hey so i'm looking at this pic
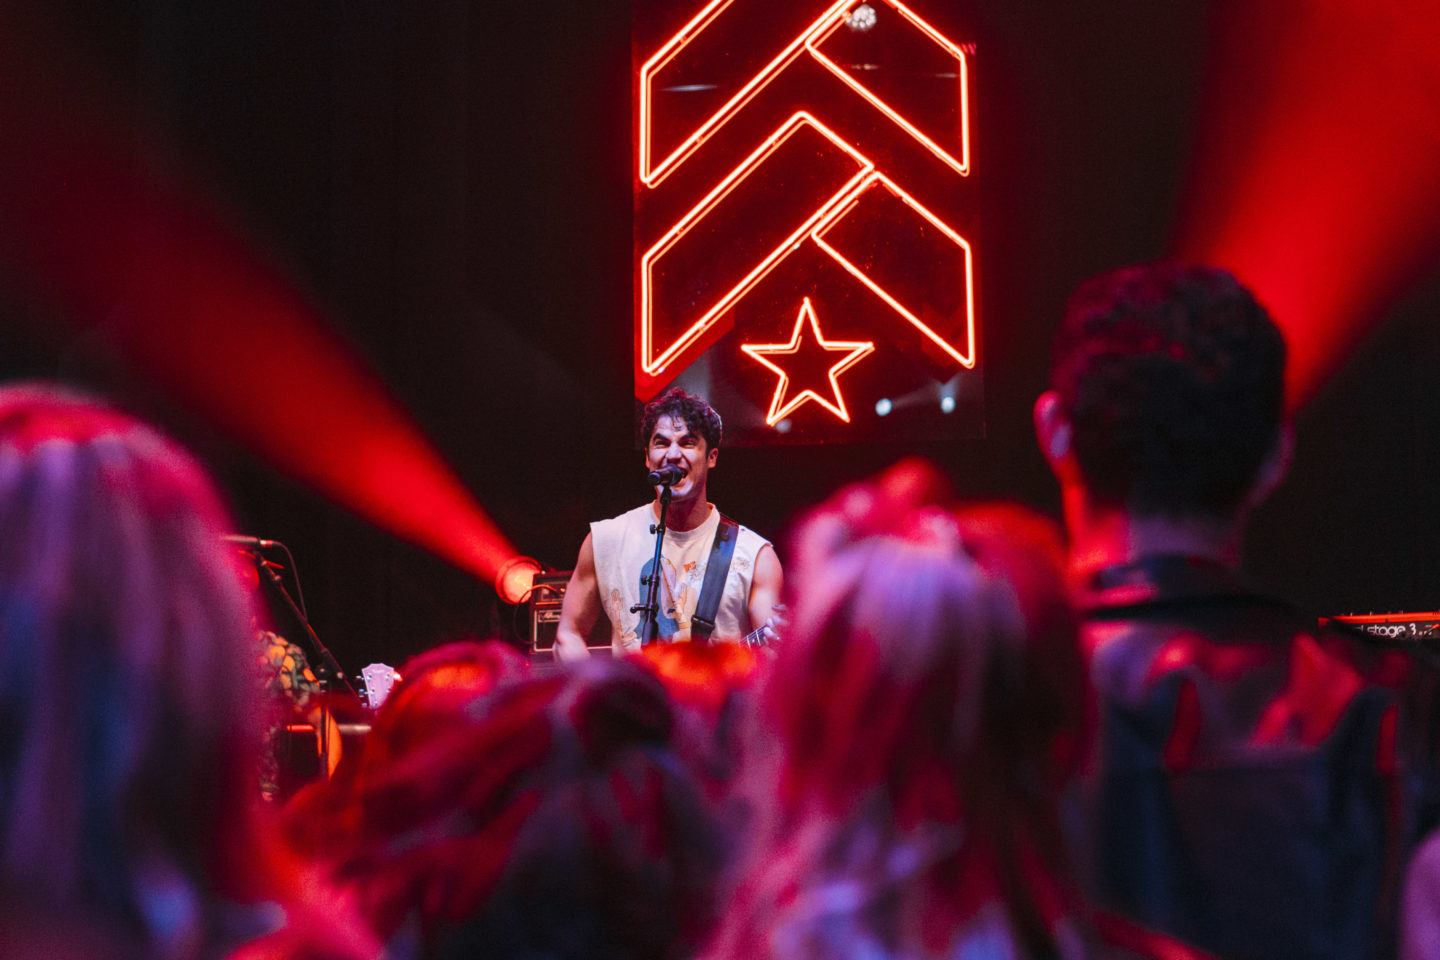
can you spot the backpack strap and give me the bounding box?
[691,515,740,644]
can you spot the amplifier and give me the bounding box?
[1323,611,1440,645]
[529,571,611,654]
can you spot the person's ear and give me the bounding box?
[707,446,719,469]
[1033,391,1076,477]
[1247,423,1293,509]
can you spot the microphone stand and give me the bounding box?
[247,550,356,779]
[255,558,354,695]
[631,484,672,647]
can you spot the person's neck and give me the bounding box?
[655,491,711,532]
[1062,485,1243,579]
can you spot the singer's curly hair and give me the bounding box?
[640,388,723,452]
[1049,262,1286,518]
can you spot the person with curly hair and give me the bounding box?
[555,387,782,660]
[1034,263,1439,959]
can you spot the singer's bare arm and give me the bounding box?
[555,533,603,661]
[746,543,783,637]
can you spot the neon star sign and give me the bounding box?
[741,298,875,424]
[634,0,983,444]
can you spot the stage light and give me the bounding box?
[0,16,523,585]
[495,556,543,605]
[848,4,878,31]
[875,398,893,416]
[940,395,956,414]
[1177,0,1440,410]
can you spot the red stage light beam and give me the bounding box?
[0,3,519,585]
[1176,0,1440,410]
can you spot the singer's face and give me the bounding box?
[646,415,717,502]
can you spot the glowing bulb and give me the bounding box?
[848,3,878,31]
[875,397,893,416]
[495,555,542,605]
[940,395,956,414]
[775,418,793,433]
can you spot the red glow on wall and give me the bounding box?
[1177,0,1440,411]
[0,12,518,584]
[635,0,982,443]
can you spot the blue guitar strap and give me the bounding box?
[691,515,739,644]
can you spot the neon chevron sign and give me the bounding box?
[635,0,982,443]
[638,0,970,186]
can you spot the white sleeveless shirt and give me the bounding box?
[591,502,769,655]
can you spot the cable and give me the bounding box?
[275,540,308,621]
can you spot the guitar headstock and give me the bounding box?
[358,662,400,710]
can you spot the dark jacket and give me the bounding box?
[1075,555,1439,960]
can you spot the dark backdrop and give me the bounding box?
[2,0,1436,670]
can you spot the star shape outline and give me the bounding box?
[740,298,876,425]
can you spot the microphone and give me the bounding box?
[222,534,280,549]
[646,465,684,486]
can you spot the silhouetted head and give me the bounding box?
[1038,262,1287,521]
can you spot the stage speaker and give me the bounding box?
[530,571,610,654]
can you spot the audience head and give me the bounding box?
[640,642,763,796]
[775,459,1081,827]
[710,460,1083,959]
[364,639,530,765]
[641,641,759,718]
[306,649,724,958]
[283,640,531,862]
[0,383,265,952]
[1036,262,1288,522]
